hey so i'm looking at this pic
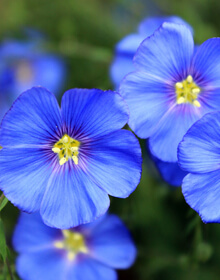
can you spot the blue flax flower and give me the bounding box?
[0,37,65,119]
[110,16,192,88]
[120,22,220,163]
[13,212,136,280]
[0,87,142,228]
[178,112,220,223]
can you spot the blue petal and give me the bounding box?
[138,16,193,37]
[134,22,194,81]
[0,86,62,147]
[87,214,136,269]
[115,34,146,54]
[67,258,117,280]
[16,250,67,280]
[182,171,220,223]
[178,111,220,173]
[0,87,62,212]
[120,71,174,138]
[110,51,135,89]
[82,130,142,198]
[61,88,128,139]
[13,212,61,253]
[151,153,187,187]
[149,104,201,162]
[40,164,110,229]
[191,38,220,88]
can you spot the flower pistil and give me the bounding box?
[52,134,80,166]
[175,75,201,107]
[54,230,88,261]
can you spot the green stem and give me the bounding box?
[0,194,5,205]
[0,194,8,212]
[6,257,14,280]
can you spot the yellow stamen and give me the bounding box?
[52,134,80,166]
[193,100,201,107]
[54,230,88,261]
[175,75,201,107]
[187,75,193,83]
[54,241,65,249]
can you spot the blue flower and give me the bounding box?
[110,16,192,88]
[0,37,66,119]
[178,111,220,223]
[13,212,137,280]
[0,87,142,229]
[120,22,220,163]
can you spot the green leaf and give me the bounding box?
[0,218,7,262]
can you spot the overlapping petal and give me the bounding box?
[182,171,220,223]
[88,214,136,269]
[40,163,110,229]
[0,86,62,147]
[133,22,194,81]
[115,34,145,54]
[16,250,67,280]
[178,112,220,173]
[149,103,201,162]
[120,71,174,138]
[68,258,117,280]
[13,212,61,253]
[61,88,128,139]
[191,38,220,88]
[151,154,187,186]
[110,52,135,89]
[0,87,63,212]
[138,16,193,37]
[0,148,53,212]
[82,130,142,198]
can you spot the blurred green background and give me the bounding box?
[1,0,220,279]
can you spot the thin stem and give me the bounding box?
[6,257,14,280]
[0,193,5,205]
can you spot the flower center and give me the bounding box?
[52,134,80,166]
[175,75,201,107]
[54,230,88,261]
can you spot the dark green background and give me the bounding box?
[1,0,220,279]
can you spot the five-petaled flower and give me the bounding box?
[120,22,220,164]
[0,87,142,228]
[13,212,137,280]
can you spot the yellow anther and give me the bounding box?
[52,134,80,166]
[52,147,61,153]
[176,97,185,104]
[54,230,88,262]
[72,156,78,165]
[0,146,2,150]
[193,100,201,107]
[192,88,200,94]
[67,252,76,261]
[175,75,201,107]
[54,241,65,249]
[59,157,67,166]
[63,135,69,143]
[175,82,183,89]
[70,147,78,152]
[187,75,193,83]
